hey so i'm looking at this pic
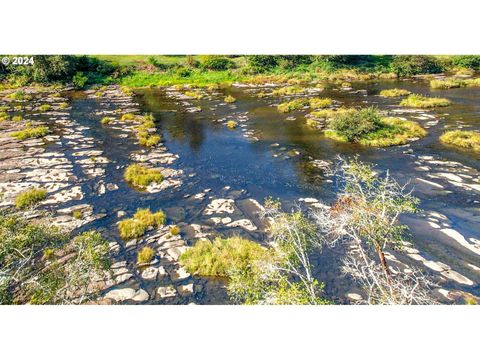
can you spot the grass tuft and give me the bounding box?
[11,126,49,140]
[224,95,236,103]
[38,104,52,112]
[15,188,47,209]
[124,164,164,189]
[137,247,155,264]
[379,88,411,97]
[226,120,238,129]
[400,94,451,108]
[440,130,480,153]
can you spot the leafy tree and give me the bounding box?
[390,55,442,77]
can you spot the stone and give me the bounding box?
[104,288,149,302]
[226,219,257,231]
[178,283,194,297]
[171,267,190,282]
[157,286,177,298]
[141,266,159,280]
[203,198,235,215]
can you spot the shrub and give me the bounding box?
[440,130,480,153]
[379,88,411,97]
[452,55,480,70]
[11,115,23,122]
[309,97,333,109]
[38,104,52,112]
[246,55,279,72]
[390,55,443,77]
[118,219,146,240]
[59,102,69,109]
[327,107,382,142]
[226,120,238,129]
[224,95,236,103]
[11,126,49,140]
[133,208,166,228]
[0,112,9,121]
[72,210,82,219]
[199,56,234,70]
[179,237,267,277]
[277,98,309,113]
[465,78,480,87]
[138,132,161,147]
[170,225,181,236]
[400,94,451,108]
[121,113,136,121]
[124,164,164,188]
[430,78,465,89]
[137,247,155,264]
[15,188,47,209]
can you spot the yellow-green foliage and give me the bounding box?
[308,97,333,109]
[185,90,204,99]
[179,237,267,277]
[440,130,480,153]
[133,208,166,228]
[12,115,23,122]
[170,225,181,236]
[101,116,113,125]
[11,126,49,140]
[72,210,83,219]
[271,86,305,96]
[59,102,69,109]
[118,219,146,240]
[226,120,238,129]
[465,296,478,305]
[121,113,136,121]
[8,91,32,101]
[277,98,309,113]
[430,78,465,89]
[0,112,9,121]
[325,114,427,147]
[137,247,155,264]
[138,132,161,147]
[465,78,480,87]
[121,86,134,96]
[124,164,164,188]
[94,91,104,97]
[379,88,411,97]
[400,94,451,108]
[311,107,350,119]
[224,95,236,103]
[38,104,52,112]
[15,188,47,209]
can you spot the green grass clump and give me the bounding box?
[430,78,465,89]
[72,210,83,219]
[226,120,238,129]
[440,130,480,153]
[465,78,480,87]
[120,113,136,121]
[170,225,181,236]
[308,97,333,109]
[59,102,69,109]
[137,247,155,264]
[271,86,305,96]
[101,116,113,125]
[311,107,350,119]
[133,208,166,228]
[400,94,451,108]
[124,164,164,188]
[0,112,9,121]
[118,219,147,240]
[184,90,204,99]
[138,132,161,147]
[277,98,309,113]
[15,188,47,209]
[38,104,52,112]
[179,237,267,277]
[11,115,23,122]
[325,107,426,146]
[379,88,411,97]
[224,95,236,103]
[11,126,49,140]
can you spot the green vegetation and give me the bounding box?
[38,104,52,112]
[101,116,113,125]
[199,55,234,70]
[15,188,47,209]
[180,237,267,277]
[120,113,136,121]
[185,90,204,99]
[11,126,49,140]
[72,72,88,88]
[59,102,69,109]
[400,94,451,108]
[72,210,83,219]
[379,88,411,97]
[325,107,426,146]
[118,208,165,240]
[271,86,305,96]
[0,112,9,121]
[309,97,333,109]
[170,225,181,236]
[0,210,111,304]
[226,120,238,129]
[430,77,480,89]
[137,247,155,264]
[138,132,161,147]
[224,95,236,103]
[440,130,480,153]
[11,115,23,122]
[390,55,442,77]
[277,98,308,113]
[124,164,164,189]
